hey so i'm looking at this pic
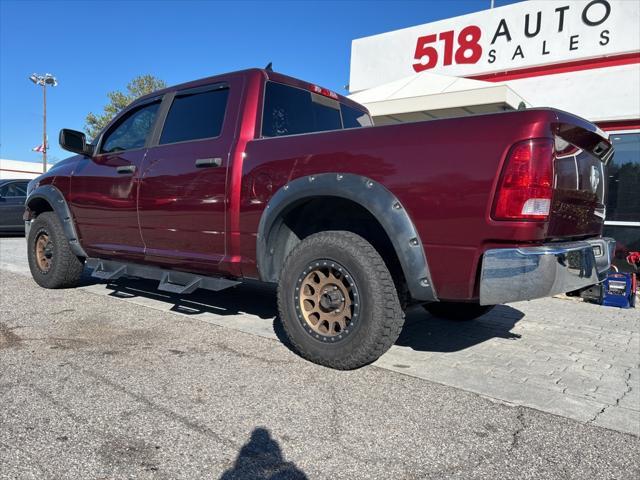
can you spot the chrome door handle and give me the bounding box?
[195,157,222,168]
[116,165,136,174]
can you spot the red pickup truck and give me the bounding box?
[24,68,615,369]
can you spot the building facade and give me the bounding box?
[0,159,48,180]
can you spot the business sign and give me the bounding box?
[350,0,640,92]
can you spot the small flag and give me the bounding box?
[32,143,47,153]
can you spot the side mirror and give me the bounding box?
[59,129,94,156]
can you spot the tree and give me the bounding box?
[84,74,166,139]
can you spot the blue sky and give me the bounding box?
[0,0,521,163]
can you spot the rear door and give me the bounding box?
[69,98,161,260]
[0,181,28,230]
[138,81,237,274]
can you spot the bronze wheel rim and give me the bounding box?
[295,260,360,341]
[35,232,53,273]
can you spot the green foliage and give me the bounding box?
[84,75,166,140]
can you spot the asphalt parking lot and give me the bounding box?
[1,236,639,479]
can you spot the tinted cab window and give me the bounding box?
[160,86,229,144]
[262,82,370,138]
[100,101,160,153]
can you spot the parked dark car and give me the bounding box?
[0,179,29,233]
[24,68,615,369]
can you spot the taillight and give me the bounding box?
[492,138,555,221]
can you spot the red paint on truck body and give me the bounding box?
[41,69,609,302]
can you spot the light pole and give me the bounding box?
[29,73,58,172]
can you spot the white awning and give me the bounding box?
[0,159,48,180]
[348,71,530,125]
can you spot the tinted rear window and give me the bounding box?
[341,104,373,128]
[262,82,312,137]
[263,82,366,138]
[160,86,229,144]
[312,96,342,133]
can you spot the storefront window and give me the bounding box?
[606,133,640,222]
[604,131,640,272]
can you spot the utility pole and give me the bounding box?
[42,81,47,170]
[29,73,58,173]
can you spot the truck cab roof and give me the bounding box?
[132,68,366,113]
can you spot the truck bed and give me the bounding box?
[242,108,611,300]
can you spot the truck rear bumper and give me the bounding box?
[479,237,615,305]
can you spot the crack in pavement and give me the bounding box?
[22,366,295,477]
[68,362,242,451]
[509,408,526,451]
[590,364,638,423]
[419,409,531,478]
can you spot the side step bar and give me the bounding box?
[86,258,240,295]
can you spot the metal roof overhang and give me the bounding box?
[348,71,530,125]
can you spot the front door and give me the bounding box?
[138,83,232,274]
[69,99,161,260]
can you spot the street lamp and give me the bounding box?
[29,73,58,172]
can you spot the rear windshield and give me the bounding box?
[261,81,371,138]
[341,104,373,129]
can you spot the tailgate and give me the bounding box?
[547,110,614,239]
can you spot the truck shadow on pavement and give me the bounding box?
[219,427,307,480]
[89,272,524,354]
[394,305,524,352]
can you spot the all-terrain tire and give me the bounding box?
[277,231,404,370]
[27,211,84,289]
[423,302,494,321]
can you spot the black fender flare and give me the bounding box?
[25,184,88,258]
[256,173,437,302]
